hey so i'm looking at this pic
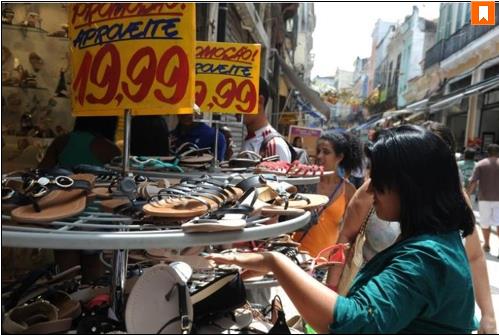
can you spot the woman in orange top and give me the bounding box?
[294,131,363,256]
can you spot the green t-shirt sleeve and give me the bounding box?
[329,248,437,333]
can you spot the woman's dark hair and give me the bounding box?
[464,148,476,160]
[73,116,118,142]
[366,125,474,239]
[422,121,455,153]
[130,116,170,156]
[292,137,302,146]
[320,130,363,174]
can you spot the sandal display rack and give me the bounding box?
[2,111,321,327]
[2,202,311,318]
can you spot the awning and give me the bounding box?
[404,111,426,123]
[277,54,331,117]
[429,75,499,112]
[464,76,499,97]
[430,93,464,112]
[349,114,383,131]
[406,98,429,111]
[382,109,413,118]
[295,96,327,121]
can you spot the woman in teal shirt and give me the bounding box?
[209,125,477,333]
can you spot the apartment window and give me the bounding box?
[456,3,463,31]
[484,63,499,79]
[388,62,393,87]
[444,5,452,39]
[449,75,471,92]
[465,3,471,25]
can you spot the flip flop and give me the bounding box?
[125,264,193,334]
[10,174,95,224]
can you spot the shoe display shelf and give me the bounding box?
[2,202,310,318]
[106,166,322,186]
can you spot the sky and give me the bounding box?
[311,2,441,78]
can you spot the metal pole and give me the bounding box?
[210,119,221,172]
[122,109,132,176]
[110,248,128,319]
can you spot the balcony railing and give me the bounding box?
[424,7,499,70]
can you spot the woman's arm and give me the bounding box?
[208,252,337,333]
[326,179,373,288]
[465,227,497,334]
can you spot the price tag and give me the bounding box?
[195,41,261,114]
[68,3,196,116]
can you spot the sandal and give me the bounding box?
[164,142,214,167]
[220,151,279,169]
[10,174,95,224]
[3,300,73,334]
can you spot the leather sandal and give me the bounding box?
[2,300,73,334]
[10,174,95,224]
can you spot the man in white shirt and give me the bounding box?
[242,78,292,162]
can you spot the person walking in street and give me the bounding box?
[458,148,476,188]
[209,125,477,333]
[468,144,499,254]
[242,77,292,162]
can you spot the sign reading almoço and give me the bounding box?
[69,4,196,116]
[195,41,261,114]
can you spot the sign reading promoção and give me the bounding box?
[69,3,196,116]
[195,41,261,114]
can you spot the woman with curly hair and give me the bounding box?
[292,130,363,256]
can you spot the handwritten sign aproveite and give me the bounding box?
[195,41,261,114]
[69,4,195,116]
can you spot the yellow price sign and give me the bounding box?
[195,41,261,114]
[68,3,196,116]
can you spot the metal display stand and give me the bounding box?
[105,167,322,186]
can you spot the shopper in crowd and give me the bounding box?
[39,116,120,169]
[292,136,303,148]
[209,125,477,333]
[292,130,362,256]
[458,148,476,188]
[130,115,170,156]
[242,77,292,162]
[220,126,234,160]
[170,114,226,161]
[468,143,499,254]
[328,123,496,334]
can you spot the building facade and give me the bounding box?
[422,2,499,151]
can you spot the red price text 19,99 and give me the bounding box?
[72,44,189,108]
[195,78,257,114]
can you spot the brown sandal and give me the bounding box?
[10,174,95,224]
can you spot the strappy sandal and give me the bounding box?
[131,156,184,172]
[2,300,73,334]
[181,188,270,233]
[220,151,279,170]
[307,243,350,275]
[161,143,214,168]
[10,174,95,224]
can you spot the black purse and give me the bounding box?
[191,269,246,323]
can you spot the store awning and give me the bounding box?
[296,96,328,121]
[382,109,413,118]
[406,98,429,111]
[277,54,331,117]
[429,76,499,113]
[464,76,499,97]
[430,93,464,112]
[349,114,383,131]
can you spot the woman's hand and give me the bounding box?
[206,252,275,273]
[478,315,496,334]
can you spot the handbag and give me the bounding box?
[336,206,374,296]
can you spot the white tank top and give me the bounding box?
[363,210,401,263]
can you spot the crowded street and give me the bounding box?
[1,2,499,334]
